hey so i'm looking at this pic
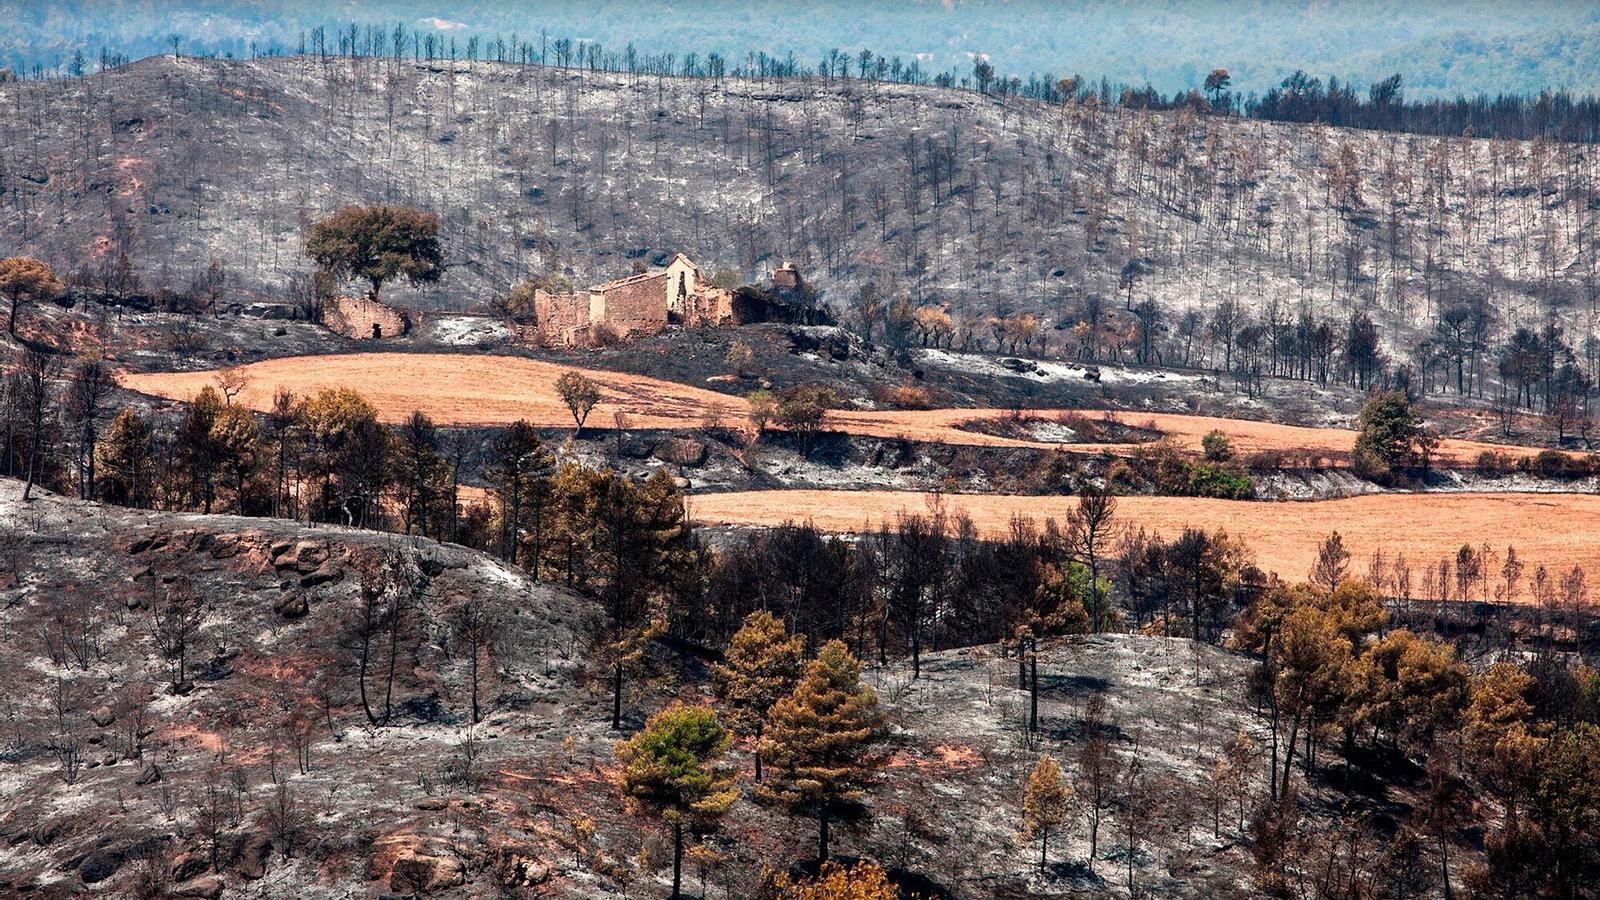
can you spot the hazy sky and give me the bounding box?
[5,1,1599,96]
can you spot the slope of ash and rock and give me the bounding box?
[0,477,1469,898]
[0,478,597,897]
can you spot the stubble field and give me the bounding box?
[122,352,1544,466]
[688,489,1600,594]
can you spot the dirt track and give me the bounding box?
[122,352,1545,466]
[688,489,1600,593]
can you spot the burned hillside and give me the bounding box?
[2,53,1596,367]
[0,480,1406,898]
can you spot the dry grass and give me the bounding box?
[688,489,1600,596]
[123,352,1545,466]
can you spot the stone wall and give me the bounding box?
[591,273,670,337]
[532,290,591,347]
[682,287,733,326]
[325,295,408,340]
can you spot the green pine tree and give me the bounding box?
[615,704,739,899]
[759,640,884,864]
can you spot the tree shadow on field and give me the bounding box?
[1307,741,1426,830]
[1036,673,1110,700]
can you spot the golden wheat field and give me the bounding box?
[120,353,742,430]
[122,353,1546,466]
[687,489,1600,595]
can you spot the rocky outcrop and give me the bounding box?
[167,875,224,899]
[78,847,127,883]
[371,834,466,895]
[389,850,466,894]
[653,436,709,467]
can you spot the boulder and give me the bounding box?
[418,556,465,577]
[653,436,708,467]
[88,706,116,728]
[273,541,330,573]
[299,566,343,589]
[135,763,162,785]
[29,820,63,846]
[169,852,209,883]
[244,302,293,319]
[492,846,551,888]
[273,594,309,620]
[619,438,656,459]
[236,832,271,880]
[167,875,223,899]
[389,852,465,894]
[126,536,161,554]
[79,848,126,884]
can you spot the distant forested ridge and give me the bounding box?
[4,1,1600,142]
[3,1,1600,140]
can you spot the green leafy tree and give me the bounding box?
[747,388,777,435]
[1352,390,1437,482]
[555,370,601,433]
[725,340,756,377]
[304,205,443,302]
[1201,429,1234,462]
[615,704,739,899]
[775,385,836,457]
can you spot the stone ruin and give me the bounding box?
[522,253,733,347]
[324,295,410,341]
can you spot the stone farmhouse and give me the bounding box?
[528,254,733,347]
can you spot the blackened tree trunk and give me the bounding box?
[611,659,623,730]
[818,802,831,864]
[671,821,684,898]
[1030,646,1039,733]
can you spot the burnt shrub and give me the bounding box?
[1476,450,1513,477]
